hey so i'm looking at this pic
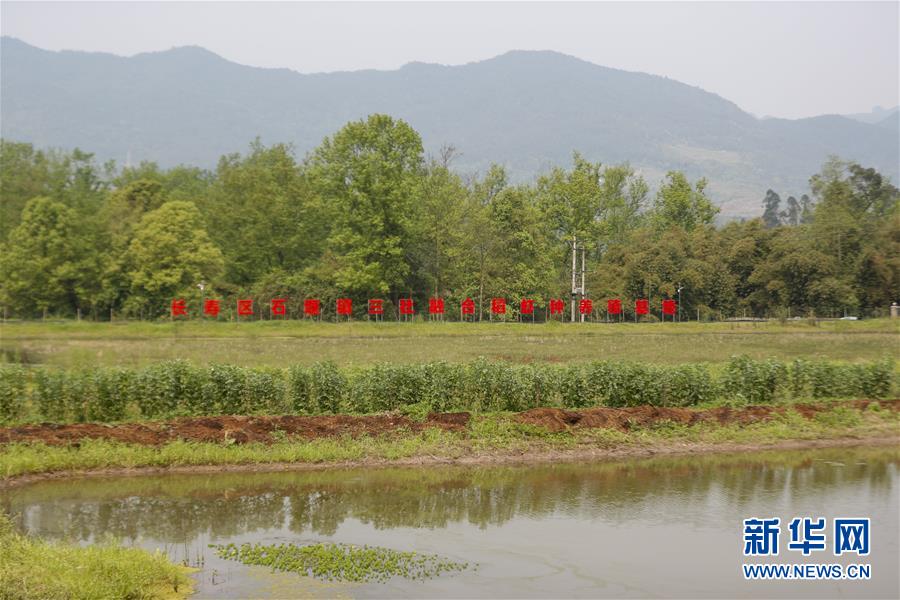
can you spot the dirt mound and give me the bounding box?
[0,400,893,446]
[0,412,470,446]
[516,408,583,432]
[515,399,898,432]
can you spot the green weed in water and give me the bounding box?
[210,541,471,582]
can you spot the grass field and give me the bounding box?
[1,319,897,368]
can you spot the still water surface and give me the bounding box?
[2,447,898,598]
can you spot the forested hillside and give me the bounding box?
[2,37,897,216]
[2,114,897,320]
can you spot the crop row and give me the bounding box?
[0,356,894,424]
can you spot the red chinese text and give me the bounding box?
[336,298,353,316]
[171,299,187,317]
[237,299,254,316]
[203,299,220,317]
[520,298,534,315]
[635,299,649,315]
[304,299,321,317]
[429,297,445,314]
[662,299,677,316]
[607,298,622,315]
[549,298,565,315]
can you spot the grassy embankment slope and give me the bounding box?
[2,401,898,480]
[2,318,897,367]
[0,514,193,599]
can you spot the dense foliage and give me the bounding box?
[0,357,893,424]
[1,115,897,320]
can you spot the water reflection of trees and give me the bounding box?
[2,447,896,543]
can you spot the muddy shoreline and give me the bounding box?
[2,435,897,489]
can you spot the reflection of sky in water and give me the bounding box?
[2,447,898,599]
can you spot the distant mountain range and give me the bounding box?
[841,104,899,126]
[2,37,897,216]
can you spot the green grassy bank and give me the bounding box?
[2,402,896,480]
[0,514,193,599]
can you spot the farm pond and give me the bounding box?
[2,446,898,599]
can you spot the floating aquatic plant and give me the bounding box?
[209,541,471,582]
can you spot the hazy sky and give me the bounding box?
[3,1,898,119]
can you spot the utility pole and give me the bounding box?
[568,237,592,323]
[571,236,577,323]
[198,282,206,320]
[580,243,586,323]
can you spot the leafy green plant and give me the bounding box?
[398,400,432,422]
[0,364,28,424]
[88,368,132,421]
[722,356,787,404]
[210,541,470,582]
[0,357,893,424]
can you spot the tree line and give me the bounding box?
[1,114,897,320]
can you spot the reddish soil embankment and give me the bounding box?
[0,412,471,446]
[0,400,895,447]
[515,399,899,432]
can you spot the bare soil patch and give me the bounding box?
[0,400,895,447]
[514,399,899,432]
[0,412,471,446]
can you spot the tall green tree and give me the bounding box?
[761,189,782,228]
[205,142,320,286]
[487,184,557,306]
[94,179,168,312]
[0,141,72,239]
[460,165,508,317]
[410,147,468,298]
[307,114,424,301]
[652,171,718,231]
[0,197,100,316]
[122,201,224,316]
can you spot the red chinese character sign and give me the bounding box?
[237,299,254,317]
[399,298,414,320]
[549,298,565,317]
[461,297,476,320]
[304,299,321,318]
[203,299,220,318]
[171,299,187,318]
[662,299,677,320]
[428,297,444,319]
[336,298,352,317]
[520,298,535,321]
[160,292,682,323]
[579,299,593,316]
[607,299,622,315]
[635,299,649,321]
